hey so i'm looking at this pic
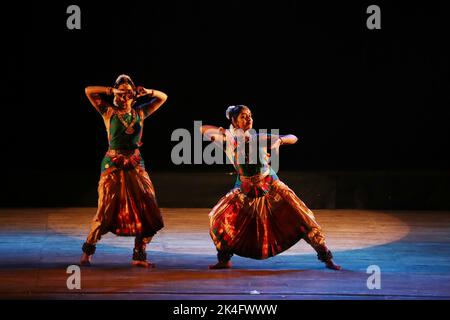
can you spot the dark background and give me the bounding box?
[2,1,450,208]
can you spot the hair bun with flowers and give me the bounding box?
[114,74,137,92]
[225,105,237,120]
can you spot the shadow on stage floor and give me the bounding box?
[0,208,449,299]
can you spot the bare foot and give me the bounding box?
[80,253,92,266]
[325,259,342,270]
[209,261,232,269]
[132,260,156,268]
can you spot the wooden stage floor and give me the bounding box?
[0,208,449,300]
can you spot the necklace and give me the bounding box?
[115,109,137,134]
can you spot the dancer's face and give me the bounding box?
[233,107,253,131]
[115,83,135,109]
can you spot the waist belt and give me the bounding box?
[239,169,271,184]
[107,149,138,157]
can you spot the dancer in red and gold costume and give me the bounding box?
[201,105,341,270]
[80,74,167,268]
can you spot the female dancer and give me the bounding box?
[80,74,168,267]
[201,105,341,270]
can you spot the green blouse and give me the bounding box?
[108,111,142,150]
[100,107,144,150]
[99,107,145,173]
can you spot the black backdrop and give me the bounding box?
[2,1,450,207]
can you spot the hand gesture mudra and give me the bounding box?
[270,137,282,150]
[112,88,126,95]
[136,86,154,98]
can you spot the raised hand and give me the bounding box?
[112,88,126,95]
[270,137,282,150]
[136,86,151,98]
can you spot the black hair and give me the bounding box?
[225,105,249,122]
[113,74,137,107]
[113,74,137,93]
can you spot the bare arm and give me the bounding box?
[278,134,298,145]
[269,134,298,149]
[136,87,168,119]
[200,125,226,143]
[85,86,116,115]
